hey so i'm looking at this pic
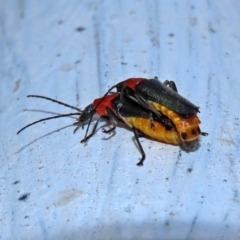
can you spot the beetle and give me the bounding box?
[17,93,180,166]
[98,77,207,150]
[77,92,182,165]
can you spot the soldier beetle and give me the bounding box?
[17,93,180,166]
[100,77,207,150]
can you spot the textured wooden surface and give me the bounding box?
[1,0,240,239]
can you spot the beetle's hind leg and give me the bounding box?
[132,126,146,166]
[102,127,115,134]
[163,80,178,92]
[128,91,173,128]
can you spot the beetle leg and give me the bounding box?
[102,107,119,134]
[118,86,171,128]
[148,112,155,129]
[135,94,154,113]
[73,124,82,134]
[120,84,127,103]
[102,127,115,134]
[197,126,208,136]
[124,90,173,128]
[135,93,174,127]
[132,126,146,166]
[163,80,178,92]
[115,104,146,166]
[134,93,161,116]
[81,117,102,143]
[122,90,139,104]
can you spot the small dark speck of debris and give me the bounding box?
[13,180,20,185]
[121,62,127,65]
[168,33,174,37]
[187,168,193,173]
[165,220,170,226]
[18,193,30,202]
[75,27,85,32]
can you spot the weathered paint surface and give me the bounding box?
[1,0,240,239]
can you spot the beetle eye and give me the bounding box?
[181,132,188,140]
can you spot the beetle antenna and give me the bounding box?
[27,95,82,112]
[17,113,80,135]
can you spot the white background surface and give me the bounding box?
[1,0,240,239]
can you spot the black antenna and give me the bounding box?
[17,113,80,135]
[27,95,82,112]
[17,95,83,134]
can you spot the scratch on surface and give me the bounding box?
[59,64,73,72]
[18,0,25,19]
[186,214,198,240]
[218,137,235,146]
[15,125,72,154]
[57,189,83,207]
[13,78,21,92]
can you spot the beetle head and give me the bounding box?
[77,104,95,125]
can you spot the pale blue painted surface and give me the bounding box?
[1,0,240,239]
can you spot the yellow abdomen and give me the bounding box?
[123,117,180,145]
